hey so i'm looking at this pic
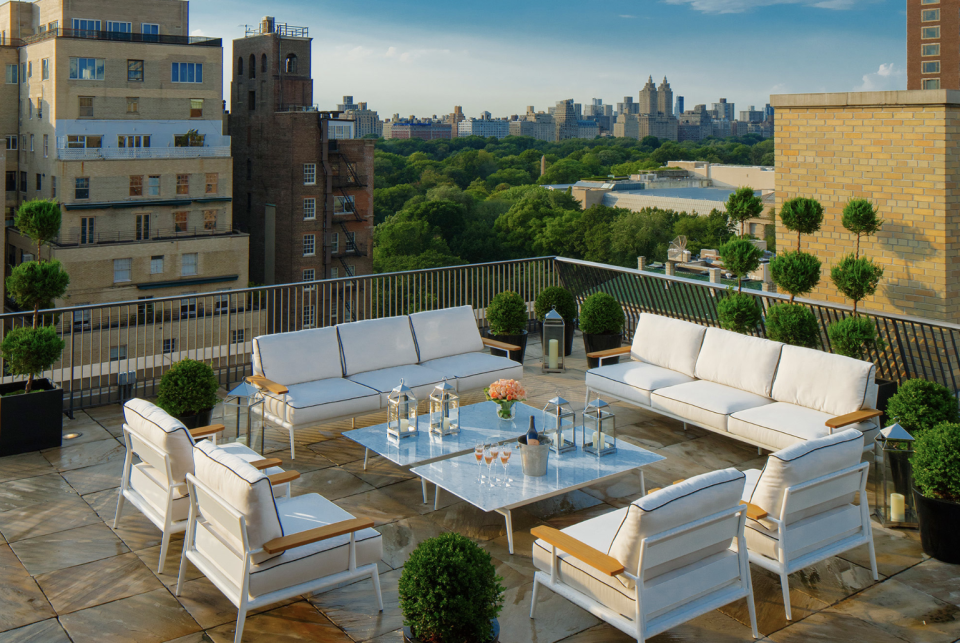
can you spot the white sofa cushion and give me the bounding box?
[728,402,879,451]
[745,504,862,563]
[252,327,344,386]
[421,352,523,393]
[651,381,774,433]
[696,328,783,398]
[124,399,194,483]
[586,361,694,407]
[259,378,381,429]
[348,364,447,405]
[338,316,420,376]
[193,441,284,564]
[130,463,191,522]
[410,306,484,363]
[632,314,708,379]
[771,346,876,417]
[249,493,383,596]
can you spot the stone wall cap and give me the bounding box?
[771,89,960,108]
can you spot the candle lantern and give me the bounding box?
[541,307,566,373]
[582,398,616,456]
[542,396,577,454]
[874,423,917,528]
[220,379,266,452]
[429,380,460,437]
[387,379,418,440]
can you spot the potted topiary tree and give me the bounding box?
[486,291,529,363]
[534,286,577,356]
[886,378,959,437]
[725,186,764,237]
[717,238,763,335]
[911,421,960,563]
[399,532,505,643]
[156,358,220,429]
[0,200,70,456]
[580,292,625,369]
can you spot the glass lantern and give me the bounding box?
[874,423,917,528]
[218,379,266,452]
[387,379,418,440]
[543,396,577,454]
[541,306,566,373]
[582,398,616,456]
[429,380,460,437]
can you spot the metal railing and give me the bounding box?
[57,147,231,161]
[22,28,221,47]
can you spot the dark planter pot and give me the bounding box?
[486,329,528,364]
[537,320,577,357]
[583,333,623,369]
[875,378,898,424]
[914,487,960,564]
[176,408,214,430]
[0,379,63,457]
[403,619,500,643]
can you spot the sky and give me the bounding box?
[189,0,907,119]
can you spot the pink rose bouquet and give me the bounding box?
[484,379,526,419]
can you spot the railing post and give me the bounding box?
[709,268,722,284]
[637,257,646,271]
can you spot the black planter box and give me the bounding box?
[177,408,214,430]
[486,330,528,364]
[914,487,960,564]
[875,378,898,424]
[0,379,63,456]
[583,333,623,369]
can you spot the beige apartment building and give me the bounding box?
[0,0,248,309]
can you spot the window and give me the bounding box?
[42,134,48,158]
[923,61,941,74]
[182,299,199,322]
[114,258,132,282]
[923,78,941,89]
[135,214,150,240]
[285,53,298,74]
[5,135,16,150]
[162,338,177,354]
[176,174,189,195]
[231,330,245,344]
[127,59,144,82]
[147,176,160,196]
[303,163,316,185]
[29,134,34,152]
[5,171,15,192]
[190,98,203,117]
[922,26,940,38]
[5,64,17,84]
[69,58,105,80]
[237,57,243,75]
[35,174,41,191]
[174,132,204,147]
[72,18,101,36]
[150,255,164,274]
[205,173,218,194]
[334,195,355,214]
[19,171,26,193]
[129,175,143,196]
[249,54,256,78]
[303,269,315,281]
[303,305,316,328]
[203,210,217,231]
[141,24,159,42]
[36,98,42,119]
[79,96,94,117]
[41,58,49,80]
[51,176,56,198]
[248,90,256,111]
[80,217,95,244]
[28,99,33,119]
[106,21,132,39]
[174,211,188,232]
[119,135,150,148]
[261,54,267,73]
[109,346,127,362]
[303,234,316,256]
[922,0,940,4]
[214,293,232,314]
[27,61,32,78]
[923,43,940,56]
[68,135,101,148]
[922,8,940,20]
[171,62,203,83]
[303,198,316,220]
[346,231,357,252]
[346,265,356,277]
[127,97,139,113]
[137,297,154,322]
[330,232,339,253]
[75,177,90,199]
[182,253,198,276]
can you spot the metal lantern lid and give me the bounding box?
[544,307,564,324]
[227,381,260,399]
[586,399,610,412]
[431,379,456,397]
[390,379,415,400]
[877,423,914,443]
[546,395,571,408]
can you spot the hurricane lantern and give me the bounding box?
[428,379,460,437]
[387,379,418,440]
[582,398,616,456]
[541,306,566,373]
[874,423,917,529]
[219,380,266,452]
[542,396,577,454]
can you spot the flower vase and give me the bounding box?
[496,402,517,421]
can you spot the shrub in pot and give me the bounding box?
[717,238,762,335]
[580,292,625,369]
[486,290,529,363]
[534,286,577,356]
[157,359,220,428]
[911,421,960,563]
[399,532,505,643]
[763,302,820,348]
[886,378,959,437]
[725,186,764,237]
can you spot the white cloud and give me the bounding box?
[619,14,638,18]
[663,0,858,13]
[855,63,905,91]
[190,28,206,37]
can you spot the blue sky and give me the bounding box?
[190,0,906,119]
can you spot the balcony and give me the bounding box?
[22,28,221,46]
[58,147,231,161]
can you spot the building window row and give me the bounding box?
[65,57,202,85]
[72,173,218,201]
[113,252,198,283]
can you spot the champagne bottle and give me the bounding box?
[526,416,540,446]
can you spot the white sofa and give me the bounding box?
[585,313,882,453]
[250,306,524,456]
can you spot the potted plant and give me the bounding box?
[156,359,220,429]
[886,378,959,437]
[725,186,764,237]
[716,238,763,335]
[534,286,577,356]
[911,421,960,563]
[580,292,625,369]
[399,532,505,643]
[0,200,70,456]
[486,291,529,363]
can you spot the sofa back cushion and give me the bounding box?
[338,316,420,376]
[696,328,783,398]
[123,398,194,484]
[631,314,708,378]
[193,441,284,564]
[253,327,343,386]
[409,306,484,363]
[771,345,876,416]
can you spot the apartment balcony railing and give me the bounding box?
[2,256,959,416]
[58,147,231,161]
[22,28,221,47]
[52,225,238,247]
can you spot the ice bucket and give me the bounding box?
[518,435,551,477]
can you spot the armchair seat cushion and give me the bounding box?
[249,493,383,597]
[586,361,694,407]
[259,378,381,428]
[421,352,522,393]
[745,504,862,563]
[728,403,878,451]
[651,381,773,433]
[347,365,447,404]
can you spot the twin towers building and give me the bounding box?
[615,76,680,142]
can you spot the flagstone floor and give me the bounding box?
[0,337,958,643]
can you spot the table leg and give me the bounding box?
[363,448,369,471]
[496,509,515,554]
[421,478,428,504]
[434,486,441,511]
[640,469,646,496]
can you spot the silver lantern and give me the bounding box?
[874,423,917,528]
[387,379,418,440]
[542,396,577,454]
[429,380,460,437]
[541,306,565,373]
[582,399,616,456]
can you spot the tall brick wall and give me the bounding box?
[772,90,960,322]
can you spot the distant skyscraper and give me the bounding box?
[639,76,658,115]
[675,96,684,115]
[907,0,958,89]
[657,77,674,117]
[711,98,735,121]
[554,99,579,140]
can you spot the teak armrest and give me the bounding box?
[190,424,225,439]
[262,516,375,555]
[246,375,289,395]
[739,501,768,521]
[482,337,521,352]
[586,346,631,359]
[267,471,300,486]
[531,526,625,577]
[825,408,882,429]
[249,458,282,471]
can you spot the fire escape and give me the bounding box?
[327,144,367,274]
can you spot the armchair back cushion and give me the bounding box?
[607,467,746,588]
[696,328,783,398]
[338,316,420,376]
[253,327,343,386]
[409,306,484,363]
[632,314,708,378]
[193,441,284,564]
[771,346,876,416]
[123,398,194,483]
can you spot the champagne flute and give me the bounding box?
[500,443,512,483]
[475,442,485,481]
[486,444,498,483]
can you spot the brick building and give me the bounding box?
[907,0,960,90]
[384,121,451,140]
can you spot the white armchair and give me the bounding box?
[177,440,383,643]
[529,468,758,643]
[740,428,879,620]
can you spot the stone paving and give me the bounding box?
[0,336,958,643]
